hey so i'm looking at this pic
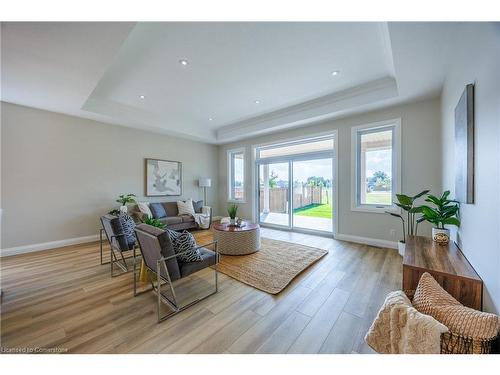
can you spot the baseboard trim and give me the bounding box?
[1,234,100,257]
[335,233,398,250]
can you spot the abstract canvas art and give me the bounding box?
[145,158,182,196]
[454,84,474,204]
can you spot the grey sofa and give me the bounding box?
[129,200,212,231]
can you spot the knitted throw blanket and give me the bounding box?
[365,291,448,354]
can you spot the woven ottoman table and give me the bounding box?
[213,222,261,255]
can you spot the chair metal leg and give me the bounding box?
[100,228,105,265]
[110,247,128,277]
[133,246,137,296]
[151,249,219,323]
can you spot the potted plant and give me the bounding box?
[116,193,137,214]
[142,216,166,230]
[227,204,238,226]
[420,190,460,244]
[386,190,429,256]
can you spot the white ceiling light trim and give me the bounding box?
[216,77,398,143]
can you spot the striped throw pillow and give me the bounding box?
[173,230,202,262]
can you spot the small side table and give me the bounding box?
[213,222,261,255]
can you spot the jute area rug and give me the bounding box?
[216,238,328,294]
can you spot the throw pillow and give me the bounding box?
[177,199,195,216]
[173,230,202,262]
[118,213,136,246]
[192,200,204,213]
[166,228,181,245]
[413,272,500,342]
[137,202,153,218]
[365,290,448,354]
[150,202,167,219]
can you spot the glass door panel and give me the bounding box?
[258,162,290,228]
[292,158,333,233]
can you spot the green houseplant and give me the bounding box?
[420,190,460,243]
[386,189,429,256]
[116,193,137,214]
[142,216,166,230]
[227,204,238,226]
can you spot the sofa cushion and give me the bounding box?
[162,202,178,217]
[413,272,500,341]
[173,230,202,262]
[150,202,167,219]
[193,200,204,213]
[180,214,195,223]
[180,247,216,277]
[160,216,183,226]
[177,199,195,216]
[137,202,153,218]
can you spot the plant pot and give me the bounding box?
[230,218,236,226]
[432,227,450,244]
[120,205,128,214]
[398,241,406,257]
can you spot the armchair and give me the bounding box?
[100,214,138,277]
[133,223,218,322]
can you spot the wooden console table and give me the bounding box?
[403,235,483,310]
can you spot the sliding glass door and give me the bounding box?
[258,162,290,228]
[292,158,333,232]
[256,136,335,234]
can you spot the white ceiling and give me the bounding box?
[1,22,459,144]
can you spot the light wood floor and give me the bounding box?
[0,228,402,353]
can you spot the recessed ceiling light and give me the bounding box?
[208,118,214,121]
[139,95,145,99]
[179,59,189,66]
[254,100,261,104]
[331,70,340,76]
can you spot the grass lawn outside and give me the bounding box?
[365,191,392,205]
[293,203,333,218]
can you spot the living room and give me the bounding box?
[1,1,500,373]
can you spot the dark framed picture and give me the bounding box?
[145,158,182,196]
[454,83,474,204]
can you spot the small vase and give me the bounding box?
[120,205,128,214]
[230,218,235,226]
[432,228,450,244]
[398,241,406,257]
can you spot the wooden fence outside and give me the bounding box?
[259,186,330,213]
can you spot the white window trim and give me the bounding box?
[351,118,401,214]
[227,147,246,203]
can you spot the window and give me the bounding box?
[228,149,245,202]
[257,138,334,159]
[352,120,400,212]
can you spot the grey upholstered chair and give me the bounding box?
[100,214,138,277]
[134,223,218,322]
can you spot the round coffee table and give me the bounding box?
[213,222,261,255]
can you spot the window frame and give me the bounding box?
[351,119,401,214]
[227,147,246,203]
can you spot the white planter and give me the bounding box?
[120,205,128,214]
[432,227,450,242]
[398,241,406,257]
[230,218,236,226]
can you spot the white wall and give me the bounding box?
[1,102,219,252]
[440,23,500,314]
[218,97,442,245]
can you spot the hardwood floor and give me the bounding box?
[0,228,402,353]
